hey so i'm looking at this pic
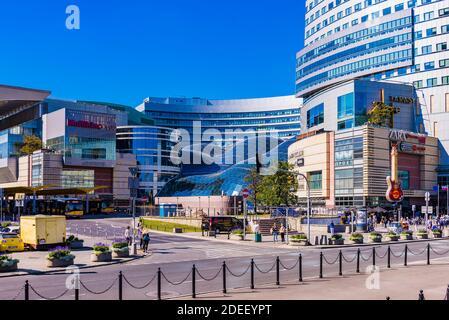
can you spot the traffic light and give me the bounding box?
[256,154,263,174]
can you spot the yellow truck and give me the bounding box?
[20,215,67,250]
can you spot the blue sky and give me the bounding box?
[0,0,305,106]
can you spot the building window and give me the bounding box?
[308,171,323,190]
[442,76,449,85]
[440,59,449,67]
[337,92,354,119]
[430,95,435,113]
[427,78,437,87]
[413,80,423,88]
[307,103,324,129]
[422,45,432,54]
[398,171,410,190]
[437,42,447,51]
[433,121,438,137]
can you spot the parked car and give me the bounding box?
[0,233,25,252]
[202,216,244,234]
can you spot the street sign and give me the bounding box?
[242,188,250,199]
[128,177,139,190]
[425,192,430,202]
[421,206,433,214]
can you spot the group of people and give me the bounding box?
[124,225,151,253]
[270,223,287,243]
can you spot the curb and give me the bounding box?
[318,236,449,249]
[0,253,146,279]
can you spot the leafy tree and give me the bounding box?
[257,161,298,207]
[20,135,43,155]
[367,101,396,128]
[244,167,263,214]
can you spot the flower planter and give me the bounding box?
[417,234,428,240]
[289,240,309,246]
[0,261,18,272]
[350,238,363,244]
[230,234,244,241]
[386,236,399,242]
[433,233,442,239]
[91,251,112,262]
[112,249,130,258]
[47,257,75,268]
[370,237,382,243]
[331,238,345,245]
[68,241,84,250]
[400,235,413,240]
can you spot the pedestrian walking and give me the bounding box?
[142,233,150,253]
[125,226,132,246]
[271,223,279,243]
[280,224,286,243]
[329,221,335,236]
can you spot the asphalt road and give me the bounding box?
[1,218,449,300]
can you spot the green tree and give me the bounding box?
[20,135,43,155]
[367,101,396,128]
[257,161,298,207]
[244,167,263,214]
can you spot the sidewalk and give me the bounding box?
[0,236,145,278]
[177,259,449,300]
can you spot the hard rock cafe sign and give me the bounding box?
[389,129,427,144]
[386,143,404,203]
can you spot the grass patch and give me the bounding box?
[140,218,201,233]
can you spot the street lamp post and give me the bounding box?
[296,174,311,245]
[129,167,139,255]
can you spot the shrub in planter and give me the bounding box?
[400,230,413,240]
[416,229,428,239]
[289,233,309,246]
[66,235,84,249]
[349,232,364,244]
[47,247,75,268]
[330,233,344,245]
[432,229,443,238]
[230,229,245,241]
[91,243,112,262]
[369,232,382,243]
[0,255,19,272]
[112,240,129,258]
[385,231,399,241]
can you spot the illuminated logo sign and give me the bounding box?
[67,120,115,131]
[389,96,414,104]
[389,130,427,144]
[399,142,426,154]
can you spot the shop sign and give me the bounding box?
[389,129,427,144]
[399,142,425,154]
[67,119,115,131]
[296,158,305,167]
[389,96,414,104]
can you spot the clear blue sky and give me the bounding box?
[0,0,305,106]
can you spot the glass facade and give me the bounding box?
[0,119,42,159]
[307,103,325,128]
[116,126,181,197]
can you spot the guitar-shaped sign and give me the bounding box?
[386,143,404,202]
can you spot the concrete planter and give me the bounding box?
[417,233,428,240]
[432,232,442,239]
[91,251,112,262]
[68,241,84,250]
[112,249,130,258]
[370,237,382,243]
[350,238,363,244]
[47,257,75,268]
[230,234,244,241]
[0,261,18,272]
[173,228,183,234]
[289,240,309,246]
[331,238,344,245]
[400,234,413,240]
[386,236,399,242]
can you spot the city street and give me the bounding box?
[1,217,449,300]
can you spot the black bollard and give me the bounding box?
[25,280,29,301]
[427,244,431,265]
[319,252,323,279]
[372,247,376,266]
[118,271,123,301]
[251,259,255,290]
[387,246,391,269]
[299,254,303,282]
[157,268,162,300]
[356,249,360,273]
[276,257,280,286]
[418,290,425,300]
[404,245,408,266]
[75,287,79,301]
[446,285,449,300]
[339,250,343,276]
[192,265,196,298]
[315,236,319,246]
[222,261,227,294]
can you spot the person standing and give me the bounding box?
[142,233,150,253]
[125,226,132,246]
[280,224,286,243]
[271,223,279,243]
[329,222,335,236]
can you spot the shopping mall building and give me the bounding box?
[288,0,449,211]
